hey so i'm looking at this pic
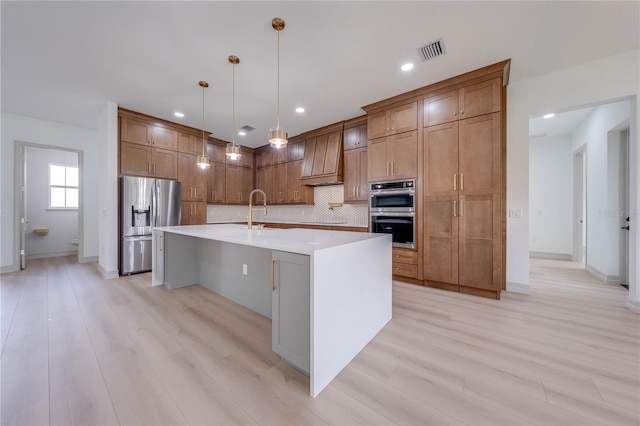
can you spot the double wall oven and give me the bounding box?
[370,180,415,249]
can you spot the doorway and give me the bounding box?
[15,142,82,269]
[573,147,587,264]
[610,127,630,288]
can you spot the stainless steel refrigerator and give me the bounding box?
[120,176,181,275]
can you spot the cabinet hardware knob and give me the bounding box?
[148,161,151,173]
[391,162,395,175]
[159,235,163,252]
[460,109,464,115]
[153,162,156,174]
[454,174,457,191]
[453,200,457,217]
[460,174,464,191]
[460,200,464,217]
[454,111,457,116]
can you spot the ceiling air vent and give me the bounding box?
[240,125,255,132]
[417,38,446,62]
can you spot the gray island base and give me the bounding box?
[152,224,392,397]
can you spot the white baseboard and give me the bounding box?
[99,264,119,280]
[506,281,530,294]
[79,256,98,264]
[626,297,640,313]
[585,264,607,282]
[529,251,572,261]
[606,275,620,285]
[1,265,18,274]
[26,250,78,260]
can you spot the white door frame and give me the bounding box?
[572,145,587,264]
[13,141,84,271]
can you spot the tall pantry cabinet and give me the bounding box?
[362,60,509,299]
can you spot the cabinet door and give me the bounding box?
[312,135,328,176]
[257,149,273,168]
[208,162,226,203]
[389,102,417,134]
[459,113,501,195]
[273,163,287,204]
[240,167,254,204]
[193,162,208,202]
[287,160,313,204]
[357,148,369,201]
[121,118,150,145]
[358,125,368,148]
[301,139,316,177]
[343,149,359,202]
[273,146,288,164]
[368,137,389,182]
[181,201,206,225]
[272,251,310,374]
[288,141,305,162]
[458,78,501,120]
[424,90,459,127]
[178,153,194,200]
[225,165,243,204]
[150,125,178,151]
[255,167,272,204]
[323,132,342,175]
[344,126,360,151]
[151,148,177,180]
[423,122,459,197]
[178,133,198,155]
[389,130,417,179]
[241,149,255,169]
[458,194,501,292]
[368,110,389,140]
[120,142,151,176]
[207,143,226,163]
[423,197,459,285]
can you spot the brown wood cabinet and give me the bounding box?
[344,148,368,203]
[424,78,501,127]
[368,130,418,182]
[120,142,178,180]
[344,124,368,150]
[424,112,502,298]
[225,164,253,204]
[287,161,314,204]
[392,248,418,279]
[178,153,207,202]
[207,161,226,204]
[121,117,178,151]
[207,141,226,163]
[367,102,417,139]
[181,202,207,225]
[272,162,288,204]
[179,133,206,156]
[288,141,305,162]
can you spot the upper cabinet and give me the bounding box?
[344,124,368,151]
[121,117,178,151]
[368,131,418,182]
[300,129,343,185]
[367,102,417,139]
[423,78,501,127]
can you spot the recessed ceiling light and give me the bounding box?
[238,131,246,136]
[543,113,555,119]
[296,107,305,113]
[401,63,414,71]
[174,112,184,118]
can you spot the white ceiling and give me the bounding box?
[529,107,596,140]
[2,1,638,148]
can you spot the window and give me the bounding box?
[49,164,78,209]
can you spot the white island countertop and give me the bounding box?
[155,223,386,255]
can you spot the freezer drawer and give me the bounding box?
[121,235,153,275]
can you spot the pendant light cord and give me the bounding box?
[232,63,236,146]
[202,84,206,157]
[276,29,280,130]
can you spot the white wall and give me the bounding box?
[571,101,631,280]
[97,102,119,278]
[529,135,573,257]
[1,112,99,271]
[24,146,78,258]
[506,49,639,310]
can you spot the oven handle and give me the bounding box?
[371,211,416,217]
[370,189,415,196]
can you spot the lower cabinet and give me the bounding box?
[272,250,310,374]
[181,201,207,225]
[392,247,418,279]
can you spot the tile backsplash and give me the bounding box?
[207,185,368,227]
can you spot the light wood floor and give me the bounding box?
[1,256,638,425]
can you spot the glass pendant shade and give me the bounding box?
[225,143,241,160]
[196,155,210,169]
[269,128,288,148]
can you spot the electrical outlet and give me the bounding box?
[242,264,248,275]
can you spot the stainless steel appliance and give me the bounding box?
[370,179,416,249]
[120,176,181,275]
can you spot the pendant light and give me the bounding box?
[196,80,211,169]
[226,55,242,161]
[268,17,287,149]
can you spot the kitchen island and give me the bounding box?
[152,224,392,397]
